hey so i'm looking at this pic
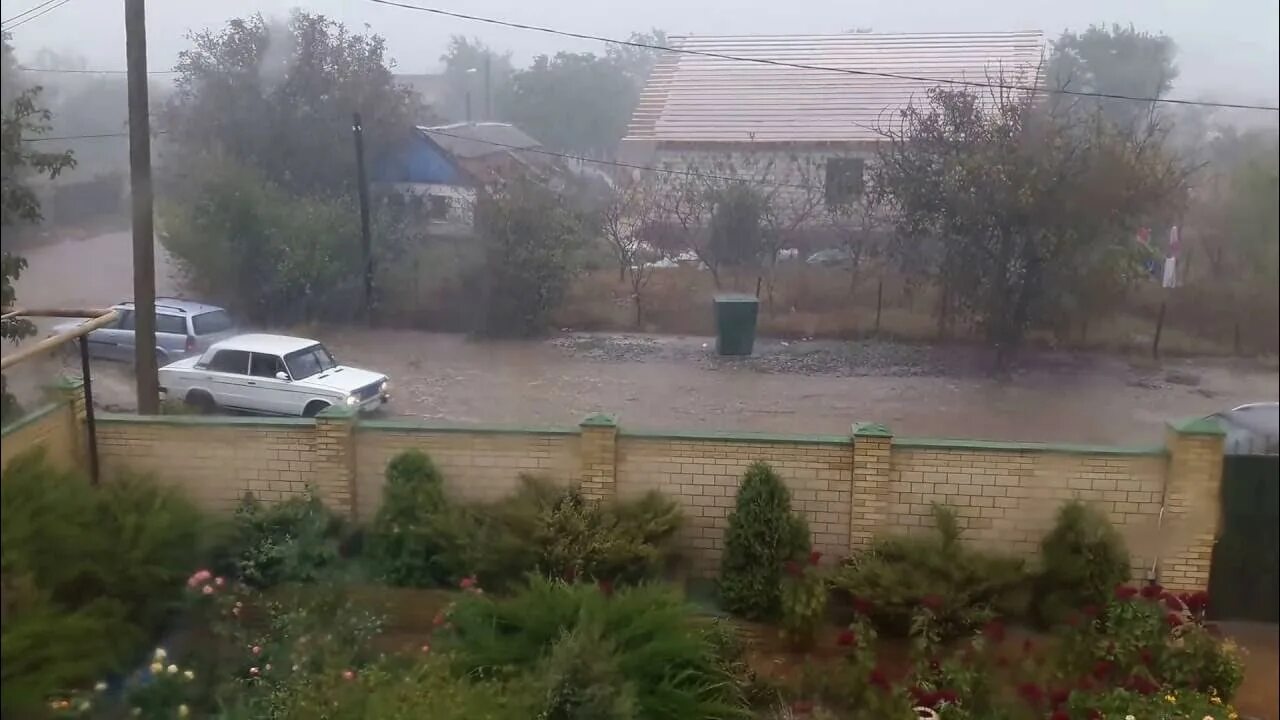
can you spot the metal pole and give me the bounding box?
[1152,300,1166,359]
[484,54,492,120]
[874,277,883,335]
[352,113,374,317]
[125,0,159,413]
[80,338,100,486]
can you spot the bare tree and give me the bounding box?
[601,172,665,326]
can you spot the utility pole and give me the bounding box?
[352,112,374,317]
[484,54,492,120]
[125,0,159,413]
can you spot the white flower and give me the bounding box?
[178,705,190,718]
[149,662,164,674]
[93,681,108,692]
[153,647,167,661]
[183,670,195,681]
[166,664,179,674]
[1126,716,1136,720]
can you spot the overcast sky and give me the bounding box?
[7,0,1279,106]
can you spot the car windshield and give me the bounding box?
[284,344,337,380]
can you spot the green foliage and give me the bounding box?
[474,178,586,337]
[221,489,343,588]
[366,450,455,587]
[1033,500,1131,625]
[501,51,642,157]
[708,184,767,269]
[160,154,364,325]
[718,461,811,620]
[456,476,683,591]
[830,505,1026,639]
[779,554,828,649]
[1048,23,1178,126]
[446,577,751,719]
[1066,686,1233,719]
[0,450,204,716]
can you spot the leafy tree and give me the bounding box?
[473,177,586,336]
[2,42,75,420]
[877,86,1187,364]
[438,36,514,122]
[1047,23,1178,129]
[501,51,640,156]
[165,11,423,198]
[718,461,810,620]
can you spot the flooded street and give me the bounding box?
[9,232,1278,444]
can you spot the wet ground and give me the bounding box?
[8,231,1279,443]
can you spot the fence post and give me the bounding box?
[314,405,358,518]
[579,413,618,502]
[52,375,88,474]
[1156,416,1226,591]
[849,422,894,552]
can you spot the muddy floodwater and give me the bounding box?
[9,231,1279,444]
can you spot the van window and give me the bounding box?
[156,314,187,335]
[207,349,250,374]
[193,310,232,336]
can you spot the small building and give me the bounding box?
[619,31,1045,208]
[376,122,558,230]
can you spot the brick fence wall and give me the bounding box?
[0,387,1226,590]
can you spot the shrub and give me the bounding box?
[1033,500,1131,626]
[718,462,811,620]
[220,489,343,588]
[446,577,751,719]
[779,552,828,649]
[830,505,1027,638]
[450,477,682,591]
[0,450,205,715]
[366,451,458,587]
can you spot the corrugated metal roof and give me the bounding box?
[625,32,1046,144]
[418,122,542,158]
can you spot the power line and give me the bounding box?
[2,0,61,26]
[18,65,178,75]
[20,130,168,142]
[2,0,73,31]
[366,0,1280,113]
[419,127,819,190]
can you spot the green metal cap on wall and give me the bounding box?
[852,421,893,438]
[580,412,618,428]
[1167,416,1226,437]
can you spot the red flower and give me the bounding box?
[790,699,814,715]
[868,667,891,691]
[982,620,1006,644]
[1183,590,1210,614]
[1050,712,1070,720]
[1140,583,1163,600]
[1049,688,1070,707]
[1090,659,1113,680]
[1017,682,1044,706]
[432,611,447,627]
[1125,674,1158,695]
[1165,612,1184,629]
[920,594,945,611]
[1087,710,1103,720]
[597,579,614,597]
[459,575,477,590]
[1076,675,1096,691]
[1139,647,1154,666]
[836,629,856,647]
[1164,594,1185,611]
[784,560,801,578]
[808,550,822,566]
[1082,604,1100,618]
[1114,584,1139,600]
[850,595,875,616]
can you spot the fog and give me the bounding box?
[7,0,1279,105]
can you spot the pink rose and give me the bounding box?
[201,585,214,595]
[251,646,262,656]
[420,643,431,653]
[342,670,356,681]
[214,577,226,587]
[249,667,260,676]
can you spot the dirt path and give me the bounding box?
[8,231,1278,443]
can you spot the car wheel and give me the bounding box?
[185,391,216,414]
[303,400,330,418]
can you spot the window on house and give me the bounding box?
[825,158,865,208]
[427,194,450,220]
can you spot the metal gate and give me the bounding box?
[1208,454,1280,622]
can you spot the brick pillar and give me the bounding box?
[579,412,618,501]
[52,375,87,469]
[849,422,893,551]
[1157,417,1225,591]
[314,405,358,518]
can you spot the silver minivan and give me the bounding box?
[54,298,237,366]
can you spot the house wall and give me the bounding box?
[13,389,1227,591]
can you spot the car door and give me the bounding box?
[85,309,130,360]
[154,313,189,364]
[203,349,252,411]
[248,352,300,415]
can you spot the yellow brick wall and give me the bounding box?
[888,446,1168,576]
[96,417,319,512]
[354,428,580,522]
[1,402,79,475]
[1158,430,1224,591]
[616,435,853,576]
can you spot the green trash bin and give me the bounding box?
[713,293,759,356]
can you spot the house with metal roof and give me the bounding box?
[619,31,1045,215]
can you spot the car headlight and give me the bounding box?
[379,379,389,394]
[345,394,359,406]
